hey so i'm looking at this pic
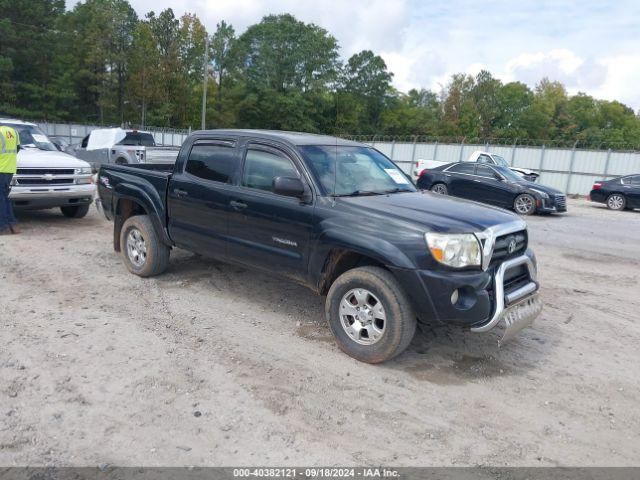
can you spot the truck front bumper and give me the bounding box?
[390,249,541,341]
[10,184,96,210]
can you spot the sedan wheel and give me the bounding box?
[514,194,536,215]
[606,194,626,211]
[430,183,448,195]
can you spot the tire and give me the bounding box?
[430,183,448,195]
[115,157,128,165]
[60,204,90,219]
[325,266,417,364]
[606,193,626,211]
[120,215,170,277]
[514,193,536,215]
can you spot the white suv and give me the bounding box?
[1,119,96,218]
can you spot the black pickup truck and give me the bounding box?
[98,130,542,363]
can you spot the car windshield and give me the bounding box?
[117,132,156,146]
[491,155,510,167]
[495,166,525,182]
[0,123,57,151]
[299,145,416,196]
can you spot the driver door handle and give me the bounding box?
[230,200,248,210]
[173,188,189,197]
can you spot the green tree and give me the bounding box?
[235,14,340,130]
[340,50,393,134]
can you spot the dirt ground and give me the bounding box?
[1,198,639,467]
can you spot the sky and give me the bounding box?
[77,0,640,110]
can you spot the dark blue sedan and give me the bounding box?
[417,162,566,215]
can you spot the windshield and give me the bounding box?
[299,145,416,196]
[0,123,57,151]
[118,132,156,147]
[496,166,525,182]
[491,155,510,167]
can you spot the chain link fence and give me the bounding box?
[15,119,640,195]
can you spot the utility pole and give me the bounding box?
[201,35,209,130]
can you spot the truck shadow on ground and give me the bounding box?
[160,251,553,384]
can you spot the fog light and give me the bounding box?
[451,289,459,305]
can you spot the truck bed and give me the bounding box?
[97,163,172,225]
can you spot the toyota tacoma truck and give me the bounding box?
[72,128,179,171]
[97,130,542,363]
[0,118,95,218]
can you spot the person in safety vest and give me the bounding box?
[0,125,20,235]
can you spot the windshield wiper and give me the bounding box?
[332,190,385,197]
[380,187,413,195]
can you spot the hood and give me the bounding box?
[338,191,521,233]
[518,181,563,196]
[17,148,91,169]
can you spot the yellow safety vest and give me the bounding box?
[0,126,20,174]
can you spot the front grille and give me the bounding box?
[490,230,527,266]
[17,168,75,175]
[554,194,567,211]
[16,178,73,186]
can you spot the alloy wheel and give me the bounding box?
[339,288,386,345]
[126,228,147,267]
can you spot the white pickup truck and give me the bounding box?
[413,150,539,182]
[0,119,96,218]
[72,128,179,171]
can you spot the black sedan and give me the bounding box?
[589,175,640,210]
[417,162,567,215]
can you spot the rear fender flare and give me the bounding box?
[113,183,171,249]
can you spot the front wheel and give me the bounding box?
[325,266,417,364]
[430,183,448,195]
[60,204,90,218]
[606,194,626,211]
[514,193,536,215]
[120,215,170,277]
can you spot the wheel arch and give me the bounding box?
[312,230,414,295]
[112,186,170,251]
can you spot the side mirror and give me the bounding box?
[273,176,306,199]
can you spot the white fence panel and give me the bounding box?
[26,121,640,194]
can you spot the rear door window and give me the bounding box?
[185,142,238,183]
[446,163,476,175]
[477,154,493,164]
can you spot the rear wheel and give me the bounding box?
[430,183,448,195]
[60,204,90,218]
[115,157,128,165]
[514,193,536,215]
[606,193,626,211]
[120,215,170,277]
[325,266,416,364]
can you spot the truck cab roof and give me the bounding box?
[191,129,363,147]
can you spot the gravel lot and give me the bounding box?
[1,198,639,467]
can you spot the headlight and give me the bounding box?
[425,232,481,268]
[75,167,92,174]
[529,188,548,199]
